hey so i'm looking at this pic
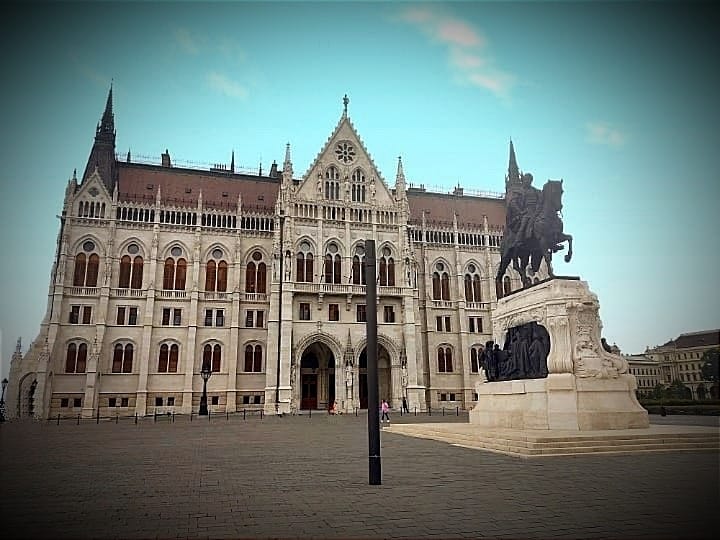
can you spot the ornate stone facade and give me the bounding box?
[6,91,536,419]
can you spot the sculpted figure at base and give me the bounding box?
[482,322,550,382]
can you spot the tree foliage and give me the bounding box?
[666,379,691,399]
[700,348,719,382]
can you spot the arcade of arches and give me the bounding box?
[297,341,391,411]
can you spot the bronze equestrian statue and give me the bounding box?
[495,172,573,297]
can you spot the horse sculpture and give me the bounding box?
[495,179,573,295]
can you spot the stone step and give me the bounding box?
[384,425,720,457]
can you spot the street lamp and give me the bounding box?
[1,377,8,423]
[199,363,212,416]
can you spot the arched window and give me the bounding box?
[325,166,340,200]
[158,343,179,373]
[245,251,267,293]
[217,261,228,292]
[296,242,314,282]
[112,343,134,373]
[464,264,482,302]
[432,262,449,300]
[73,253,86,286]
[204,344,222,372]
[432,272,441,300]
[119,255,131,288]
[470,345,484,373]
[205,248,228,292]
[205,260,216,291]
[131,256,143,289]
[379,247,395,286]
[73,241,101,286]
[324,243,341,284]
[86,254,99,286]
[503,275,512,296]
[351,168,366,202]
[163,248,187,290]
[352,244,366,285]
[441,273,450,301]
[119,243,144,289]
[244,344,263,372]
[65,342,87,373]
[437,346,453,373]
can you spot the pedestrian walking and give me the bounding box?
[381,399,390,423]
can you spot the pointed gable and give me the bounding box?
[296,106,393,206]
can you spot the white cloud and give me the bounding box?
[396,6,512,99]
[585,122,626,147]
[207,72,248,100]
[174,28,199,55]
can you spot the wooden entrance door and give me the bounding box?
[301,373,318,410]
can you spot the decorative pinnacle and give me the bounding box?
[343,94,349,117]
[396,155,404,178]
[284,142,291,165]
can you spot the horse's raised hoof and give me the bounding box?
[564,254,571,262]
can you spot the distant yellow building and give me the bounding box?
[644,330,719,399]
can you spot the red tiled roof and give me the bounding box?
[672,330,720,349]
[407,189,506,229]
[117,162,279,212]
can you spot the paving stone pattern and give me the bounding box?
[1,413,717,539]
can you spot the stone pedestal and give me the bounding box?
[470,278,649,430]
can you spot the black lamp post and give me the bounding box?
[199,364,211,416]
[0,377,8,423]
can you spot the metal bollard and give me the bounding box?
[77,414,80,425]
[96,409,100,424]
[226,411,229,421]
[260,409,264,420]
[243,409,246,420]
[57,413,61,425]
[355,407,358,417]
[429,406,432,416]
[309,408,312,418]
[154,411,157,423]
[442,407,445,416]
[172,412,175,423]
[208,410,211,422]
[456,406,459,416]
[414,407,417,416]
[116,413,119,424]
[135,413,138,425]
[190,412,193,422]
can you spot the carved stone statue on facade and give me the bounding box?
[495,173,574,296]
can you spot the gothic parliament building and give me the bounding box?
[7,89,537,419]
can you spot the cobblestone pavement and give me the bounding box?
[1,413,717,539]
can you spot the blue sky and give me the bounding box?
[1,1,718,376]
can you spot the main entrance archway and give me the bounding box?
[300,342,335,410]
[358,345,391,409]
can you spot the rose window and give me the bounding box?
[335,142,356,164]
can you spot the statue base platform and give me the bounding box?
[472,278,649,431]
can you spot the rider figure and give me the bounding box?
[517,173,541,242]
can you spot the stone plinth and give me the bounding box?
[470,278,649,430]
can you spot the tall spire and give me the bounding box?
[82,83,117,194]
[100,81,114,135]
[342,94,349,118]
[230,150,235,173]
[282,142,293,182]
[395,155,407,201]
[506,138,520,187]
